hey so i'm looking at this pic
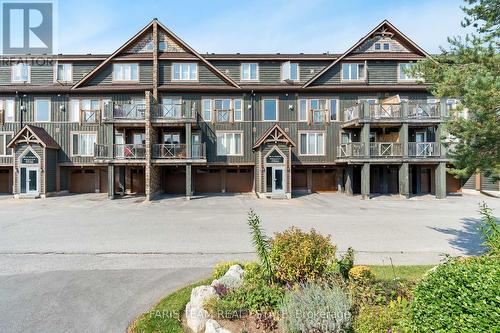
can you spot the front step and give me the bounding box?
[265,194,288,200]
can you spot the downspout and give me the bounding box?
[250,90,255,146]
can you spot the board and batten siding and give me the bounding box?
[159,61,227,85]
[88,62,152,85]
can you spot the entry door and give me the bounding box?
[192,133,202,158]
[415,132,428,156]
[21,167,39,195]
[272,166,285,193]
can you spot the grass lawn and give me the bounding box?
[369,265,434,281]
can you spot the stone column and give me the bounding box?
[345,165,353,195]
[107,164,114,199]
[186,164,192,199]
[435,162,446,199]
[361,163,370,199]
[399,162,409,198]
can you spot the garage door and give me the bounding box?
[70,169,96,193]
[99,168,108,194]
[0,169,11,193]
[292,169,307,191]
[312,169,337,192]
[226,168,253,192]
[163,168,186,194]
[446,172,461,193]
[195,169,221,193]
[131,168,145,194]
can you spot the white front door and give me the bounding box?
[23,167,39,195]
[272,166,285,193]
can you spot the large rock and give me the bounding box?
[224,265,244,280]
[205,319,232,333]
[211,265,244,290]
[186,301,210,333]
[190,285,218,308]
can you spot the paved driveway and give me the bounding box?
[0,192,498,332]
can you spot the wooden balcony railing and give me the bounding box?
[80,109,100,124]
[152,143,206,159]
[0,110,4,125]
[114,144,146,159]
[94,144,109,159]
[408,142,440,157]
[337,142,364,158]
[368,103,402,119]
[343,101,443,122]
[344,105,360,122]
[408,102,440,119]
[370,142,403,157]
[154,103,193,120]
[106,103,146,120]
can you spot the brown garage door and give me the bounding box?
[312,169,337,192]
[164,168,186,194]
[131,168,145,194]
[292,169,307,190]
[195,169,221,193]
[446,172,461,193]
[0,169,11,193]
[226,168,253,192]
[70,169,96,193]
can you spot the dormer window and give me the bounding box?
[56,63,72,82]
[159,41,167,52]
[342,63,366,81]
[241,63,258,81]
[11,63,30,83]
[383,42,390,51]
[113,63,139,82]
[374,43,381,50]
[282,61,299,82]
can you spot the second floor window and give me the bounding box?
[282,61,299,81]
[241,63,258,81]
[0,99,15,122]
[342,63,365,81]
[217,132,242,156]
[11,63,30,83]
[299,132,325,156]
[71,132,97,157]
[202,98,243,122]
[399,63,417,81]
[56,63,72,82]
[172,63,198,81]
[113,63,139,81]
[214,99,231,122]
[35,99,50,122]
[263,99,278,121]
[0,132,13,156]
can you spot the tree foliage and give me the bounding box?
[409,0,500,179]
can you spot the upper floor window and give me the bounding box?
[113,63,139,82]
[399,63,417,81]
[159,41,167,52]
[297,98,339,122]
[202,99,212,121]
[374,43,381,50]
[282,61,299,81]
[202,98,243,122]
[383,43,390,51]
[0,99,15,122]
[56,63,72,82]
[172,63,198,81]
[35,99,50,122]
[216,132,243,156]
[11,63,30,83]
[262,99,278,121]
[0,132,13,156]
[342,63,365,81]
[71,132,97,157]
[299,132,325,156]
[241,63,258,81]
[330,99,338,121]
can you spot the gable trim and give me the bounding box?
[253,124,296,149]
[7,125,59,149]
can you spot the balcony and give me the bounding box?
[408,142,440,157]
[152,143,206,160]
[105,103,146,122]
[80,109,100,124]
[153,103,195,123]
[408,103,440,119]
[114,144,146,160]
[370,142,403,157]
[337,142,364,158]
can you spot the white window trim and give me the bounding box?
[397,62,419,82]
[299,131,326,156]
[240,63,259,81]
[383,42,390,51]
[0,131,14,156]
[262,98,278,122]
[341,62,366,82]
[330,98,340,122]
[216,131,244,156]
[201,98,212,121]
[11,64,31,83]
[171,62,199,81]
[298,99,308,122]
[34,98,51,122]
[112,63,140,83]
[233,99,243,122]
[2,98,16,122]
[281,61,300,82]
[54,62,73,83]
[70,131,98,157]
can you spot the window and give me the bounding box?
[172,63,198,81]
[241,63,258,81]
[262,99,278,121]
[399,63,417,81]
[202,99,212,121]
[330,99,339,121]
[3,99,15,122]
[35,99,50,122]
[234,99,243,121]
[0,132,13,156]
[71,132,97,157]
[299,132,325,156]
[282,62,299,81]
[383,43,390,51]
[69,99,80,122]
[310,99,328,123]
[342,63,365,81]
[374,43,381,50]
[298,99,307,121]
[341,132,351,144]
[216,132,242,156]
[56,63,72,82]
[159,41,167,51]
[214,99,231,122]
[11,63,30,83]
[113,63,139,81]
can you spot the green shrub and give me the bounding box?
[242,262,267,286]
[270,227,336,284]
[353,298,413,333]
[349,265,375,283]
[338,247,355,280]
[205,294,247,320]
[411,256,500,333]
[212,261,242,280]
[280,283,352,333]
[478,202,499,255]
[247,209,274,282]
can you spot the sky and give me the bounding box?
[54,0,471,55]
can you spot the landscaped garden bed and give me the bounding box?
[130,204,499,333]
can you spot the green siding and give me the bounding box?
[368,61,398,84]
[88,62,152,85]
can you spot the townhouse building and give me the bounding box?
[0,19,463,199]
